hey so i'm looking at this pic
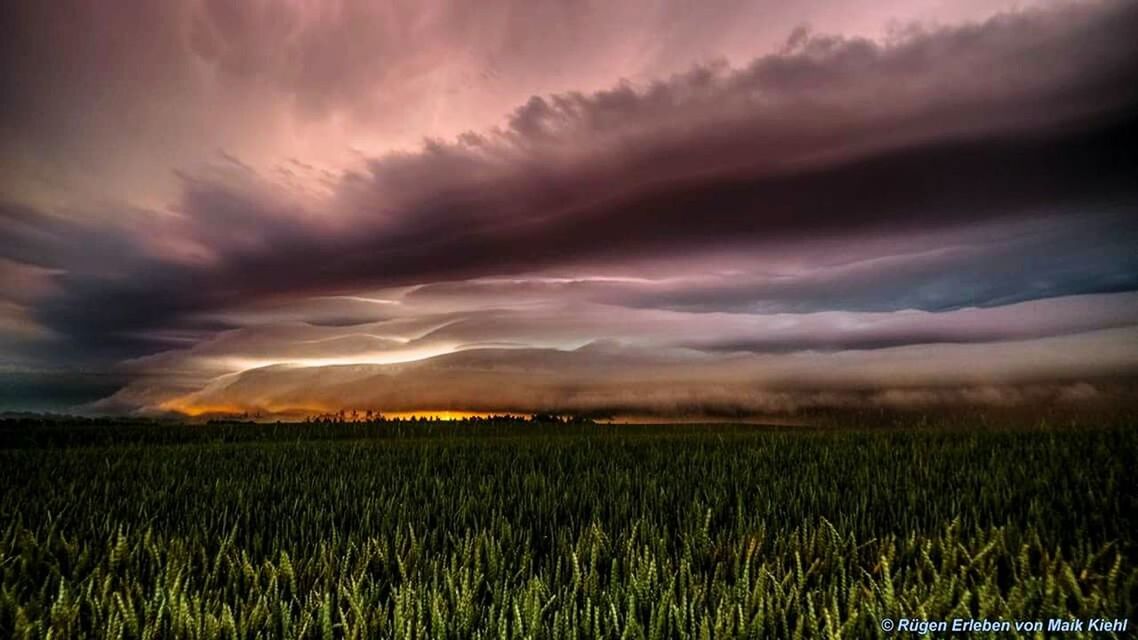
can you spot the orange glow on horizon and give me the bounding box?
[370,411,524,421]
[162,402,248,417]
[161,399,334,418]
[162,399,522,421]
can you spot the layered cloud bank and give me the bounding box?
[3,1,1138,416]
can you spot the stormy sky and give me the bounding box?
[2,0,1138,417]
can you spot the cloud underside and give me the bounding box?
[109,327,1138,417]
[100,304,1138,416]
[3,1,1138,415]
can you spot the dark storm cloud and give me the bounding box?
[5,1,1138,414]
[0,202,157,277]
[31,112,1138,353]
[27,0,1138,350]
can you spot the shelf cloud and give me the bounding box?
[3,0,1138,416]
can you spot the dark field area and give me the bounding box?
[1,419,1136,638]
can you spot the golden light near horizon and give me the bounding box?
[380,411,525,421]
[159,396,524,421]
[159,400,335,418]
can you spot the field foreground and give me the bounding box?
[1,420,1135,638]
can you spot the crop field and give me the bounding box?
[1,419,1136,638]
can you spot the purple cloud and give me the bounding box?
[3,0,1138,415]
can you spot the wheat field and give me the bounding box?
[1,420,1135,638]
